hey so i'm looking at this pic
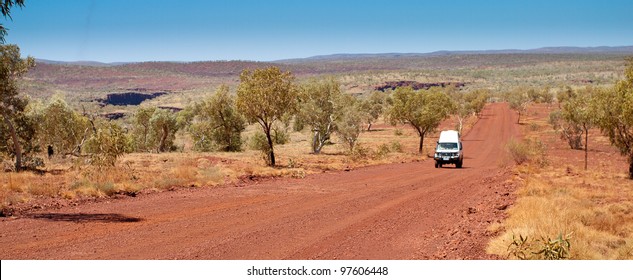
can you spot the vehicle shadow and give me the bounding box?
[28,213,143,223]
[437,166,471,169]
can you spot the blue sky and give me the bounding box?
[4,0,633,62]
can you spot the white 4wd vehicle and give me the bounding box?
[434,130,463,168]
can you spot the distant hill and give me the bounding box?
[277,46,633,63]
[36,46,633,66]
[34,59,127,67]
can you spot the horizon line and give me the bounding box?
[33,44,633,65]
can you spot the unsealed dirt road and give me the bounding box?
[1,103,519,259]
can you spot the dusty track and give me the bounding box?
[0,103,519,259]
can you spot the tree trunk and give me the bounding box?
[458,116,464,134]
[265,130,275,167]
[312,131,321,154]
[629,155,633,180]
[158,125,169,152]
[3,114,21,172]
[367,122,372,131]
[418,131,426,154]
[584,128,588,171]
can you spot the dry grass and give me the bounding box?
[487,104,633,259]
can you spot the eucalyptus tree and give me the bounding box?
[189,85,245,152]
[0,44,34,171]
[595,58,633,178]
[236,66,297,166]
[388,86,454,154]
[561,87,597,170]
[297,77,342,154]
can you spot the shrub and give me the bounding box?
[507,139,530,165]
[507,138,548,167]
[507,233,572,260]
[189,85,245,152]
[373,143,391,159]
[349,144,371,161]
[84,122,130,167]
[272,125,290,145]
[390,141,403,153]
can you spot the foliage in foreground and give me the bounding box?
[507,233,572,260]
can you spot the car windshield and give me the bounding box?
[437,142,458,150]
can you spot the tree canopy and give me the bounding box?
[388,86,454,154]
[297,77,342,154]
[236,66,297,166]
[0,0,24,43]
[189,85,245,152]
[595,58,633,178]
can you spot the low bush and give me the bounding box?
[507,138,548,167]
[507,233,572,260]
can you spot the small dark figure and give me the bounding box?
[47,145,54,159]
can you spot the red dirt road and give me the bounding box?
[0,103,519,260]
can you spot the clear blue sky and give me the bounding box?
[4,0,633,62]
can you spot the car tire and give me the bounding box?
[456,160,463,168]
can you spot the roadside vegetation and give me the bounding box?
[488,60,633,259]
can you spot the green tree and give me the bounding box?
[131,107,179,153]
[556,86,575,106]
[190,85,245,152]
[336,95,364,152]
[84,121,130,167]
[358,91,387,131]
[595,58,633,178]
[0,0,24,43]
[561,86,597,170]
[449,88,487,134]
[527,87,542,103]
[466,89,489,117]
[509,88,530,124]
[297,77,342,154]
[236,66,298,166]
[549,110,583,150]
[0,44,35,171]
[388,86,454,154]
[31,95,91,156]
[131,106,156,152]
[149,108,178,153]
[541,86,554,106]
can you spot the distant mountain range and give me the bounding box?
[35,45,633,66]
[34,59,128,67]
[279,46,633,63]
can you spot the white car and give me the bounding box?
[434,130,463,168]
